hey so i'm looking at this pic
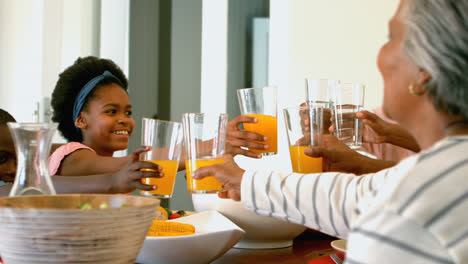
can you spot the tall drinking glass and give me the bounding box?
[332,82,365,149]
[283,106,324,173]
[304,78,338,133]
[237,86,277,156]
[140,118,183,198]
[305,78,338,108]
[182,113,228,194]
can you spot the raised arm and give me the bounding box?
[357,111,420,152]
[192,155,413,238]
[57,149,130,176]
[54,146,163,193]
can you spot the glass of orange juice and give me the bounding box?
[283,106,325,173]
[182,113,228,194]
[237,86,277,156]
[139,118,184,198]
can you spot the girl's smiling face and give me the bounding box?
[77,83,135,156]
[0,125,16,182]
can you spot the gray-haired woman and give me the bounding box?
[193,0,468,262]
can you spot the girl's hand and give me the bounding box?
[192,155,244,201]
[110,146,163,193]
[226,115,267,159]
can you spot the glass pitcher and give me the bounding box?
[7,123,57,196]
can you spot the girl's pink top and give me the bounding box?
[49,142,95,176]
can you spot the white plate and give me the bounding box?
[136,211,245,264]
[331,239,347,253]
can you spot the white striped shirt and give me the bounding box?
[241,136,468,263]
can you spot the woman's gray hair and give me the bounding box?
[403,0,468,119]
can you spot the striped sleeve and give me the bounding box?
[345,209,453,264]
[240,157,415,238]
[344,137,468,263]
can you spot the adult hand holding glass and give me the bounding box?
[304,135,395,174]
[191,155,245,201]
[357,111,420,152]
[225,115,268,159]
[237,86,278,156]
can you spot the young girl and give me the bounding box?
[0,108,161,196]
[50,56,138,176]
[49,56,267,177]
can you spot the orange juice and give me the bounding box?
[289,146,323,173]
[140,160,179,197]
[185,158,224,193]
[243,114,278,155]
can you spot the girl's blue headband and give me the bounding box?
[72,71,123,130]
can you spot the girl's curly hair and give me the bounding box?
[51,56,128,142]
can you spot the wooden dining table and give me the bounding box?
[212,229,340,264]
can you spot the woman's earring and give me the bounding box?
[409,82,426,96]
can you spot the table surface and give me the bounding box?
[212,230,339,264]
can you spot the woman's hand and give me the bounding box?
[192,155,245,201]
[110,146,163,193]
[304,135,395,174]
[225,115,267,159]
[305,135,363,173]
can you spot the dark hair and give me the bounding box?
[51,56,128,142]
[0,108,16,125]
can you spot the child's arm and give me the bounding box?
[54,146,162,193]
[0,147,161,195]
[57,149,130,176]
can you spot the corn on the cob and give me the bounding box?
[147,220,195,237]
[148,231,195,237]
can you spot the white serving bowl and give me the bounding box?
[136,210,245,264]
[192,194,306,249]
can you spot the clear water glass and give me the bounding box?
[332,82,365,149]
